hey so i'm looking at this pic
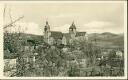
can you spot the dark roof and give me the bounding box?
[76,32,86,37]
[69,22,76,29]
[62,32,86,43]
[50,31,63,39]
[63,33,71,40]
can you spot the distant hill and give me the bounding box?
[4,32,44,43]
[88,32,124,48]
[101,32,118,36]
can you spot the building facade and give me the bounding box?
[44,21,88,45]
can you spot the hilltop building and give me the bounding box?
[44,21,88,45]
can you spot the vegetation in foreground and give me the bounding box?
[4,32,124,77]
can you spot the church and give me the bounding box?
[44,21,88,45]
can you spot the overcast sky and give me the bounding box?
[4,2,125,35]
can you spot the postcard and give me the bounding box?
[0,0,127,79]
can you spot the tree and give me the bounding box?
[3,9,25,76]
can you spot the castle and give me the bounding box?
[44,21,88,45]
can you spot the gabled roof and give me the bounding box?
[50,31,63,39]
[76,32,86,37]
[62,32,86,43]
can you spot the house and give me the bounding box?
[44,21,88,45]
[116,50,123,58]
[4,59,17,77]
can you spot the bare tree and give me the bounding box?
[3,5,26,77]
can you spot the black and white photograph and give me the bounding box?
[1,1,127,79]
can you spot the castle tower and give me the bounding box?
[44,21,51,43]
[69,21,76,39]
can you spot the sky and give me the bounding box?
[3,2,125,35]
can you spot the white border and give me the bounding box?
[0,3,4,78]
[0,1,127,79]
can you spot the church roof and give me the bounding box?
[69,22,76,29]
[76,32,86,37]
[50,31,63,39]
[62,32,86,43]
[63,33,71,40]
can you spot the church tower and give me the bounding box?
[44,21,51,44]
[69,22,77,39]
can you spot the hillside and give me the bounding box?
[88,32,124,48]
[4,33,44,43]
